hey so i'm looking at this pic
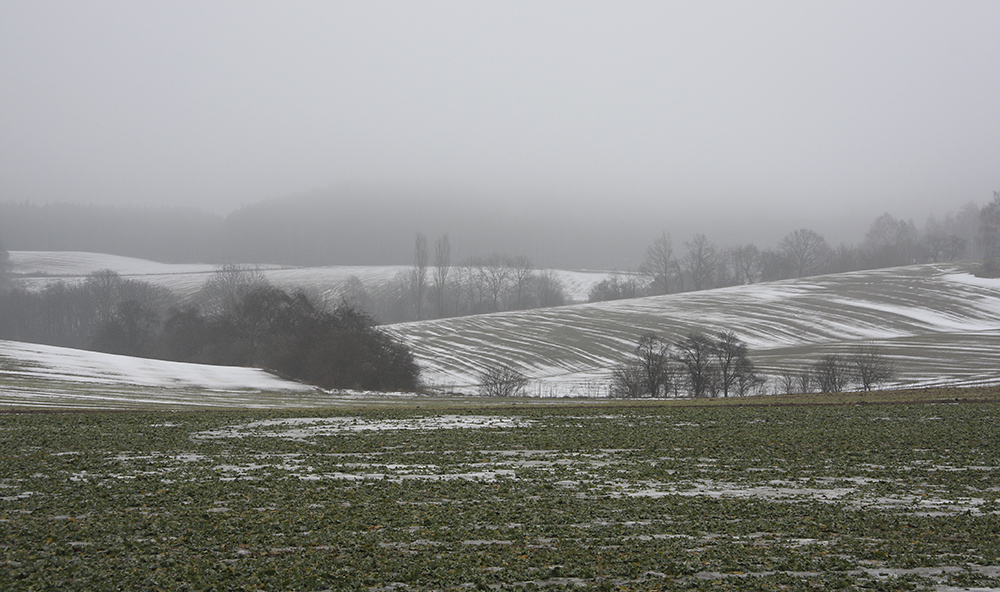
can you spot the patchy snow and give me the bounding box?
[8,253,1000,403]
[388,262,1000,396]
[192,415,537,441]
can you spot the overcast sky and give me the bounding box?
[2,1,998,237]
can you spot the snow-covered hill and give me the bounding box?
[0,340,332,410]
[7,251,614,303]
[386,262,1000,396]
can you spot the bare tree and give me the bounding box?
[921,229,966,263]
[682,234,719,291]
[85,269,125,325]
[862,213,919,268]
[610,360,646,398]
[710,331,754,397]
[979,191,1000,261]
[638,333,673,397]
[411,233,429,320]
[588,273,645,302]
[673,332,717,397]
[797,369,813,394]
[531,270,567,308]
[476,254,514,312]
[851,343,895,391]
[779,229,830,278]
[639,233,678,295]
[432,234,451,317]
[780,370,797,394]
[610,333,674,398]
[197,264,269,318]
[728,244,762,285]
[812,355,848,393]
[508,255,534,310]
[478,363,529,397]
[338,275,372,312]
[733,355,761,396]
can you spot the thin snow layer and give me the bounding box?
[8,251,612,303]
[386,263,1000,396]
[192,415,536,441]
[0,340,308,391]
[0,340,323,409]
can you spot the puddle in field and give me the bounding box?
[191,415,536,441]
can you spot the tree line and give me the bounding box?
[4,196,997,324]
[0,266,419,392]
[476,330,897,399]
[609,332,760,398]
[335,234,568,324]
[591,200,997,301]
[2,194,995,272]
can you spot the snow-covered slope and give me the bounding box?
[7,251,613,303]
[386,262,1000,396]
[0,340,334,410]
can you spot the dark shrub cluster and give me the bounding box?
[0,269,420,392]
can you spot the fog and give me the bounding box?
[2,2,999,265]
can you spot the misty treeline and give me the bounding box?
[0,198,593,268]
[338,234,567,323]
[606,332,894,399]
[2,193,998,272]
[0,236,8,290]
[0,266,419,392]
[590,199,1000,301]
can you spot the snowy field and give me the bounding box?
[0,340,355,410]
[6,251,613,303]
[387,262,1000,396]
[5,252,1000,406]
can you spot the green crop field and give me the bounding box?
[2,393,999,591]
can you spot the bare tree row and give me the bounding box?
[336,234,568,324]
[591,204,990,302]
[780,346,896,394]
[609,331,760,398]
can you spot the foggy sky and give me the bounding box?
[2,1,999,246]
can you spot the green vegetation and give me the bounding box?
[2,392,999,590]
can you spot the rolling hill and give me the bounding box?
[386,262,1000,396]
[5,251,1000,403]
[0,339,333,410]
[6,251,614,304]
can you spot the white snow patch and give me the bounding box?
[0,340,311,392]
[192,415,536,441]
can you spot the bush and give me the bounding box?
[976,257,1000,279]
